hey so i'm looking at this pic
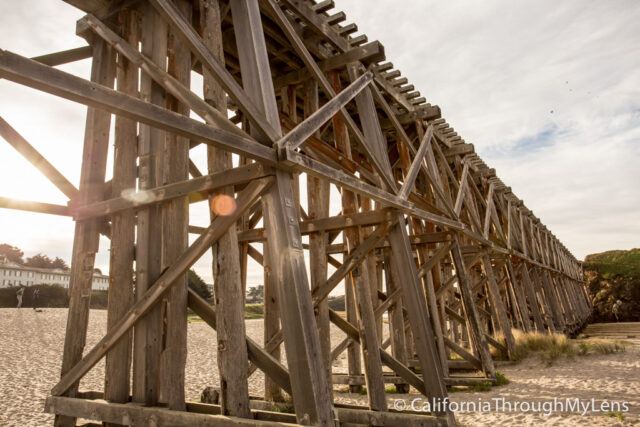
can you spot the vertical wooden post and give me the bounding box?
[157,0,191,410]
[331,70,387,411]
[505,259,532,332]
[305,79,332,383]
[362,197,383,342]
[388,215,451,420]
[450,237,496,379]
[329,70,362,394]
[531,267,556,332]
[231,2,334,423]
[201,0,251,417]
[104,8,138,414]
[540,270,566,331]
[133,3,166,406]
[519,263,546,333]
[384,249,409,393]
[396,128,448,375]
[481,254,516,357]
[55,36,115,427]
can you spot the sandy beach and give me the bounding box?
[0,308,637,426]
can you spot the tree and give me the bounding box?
[52,257,70,270]
[24,253,54,269]
[246,284,264,304]
[0,244,24,264]
[188,269,211,300]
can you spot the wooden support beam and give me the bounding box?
[54,38,115,427]
[51,178,273,398]
[453,162,469,216]
[417,241,455,279]
[278,0,348,52]
[519,264,547,332]
[481,254,516,358]
[187,289,292,395]
[30,45,92,66]
[230,2,334,423]
[276,71,372,151]
[284,149,464,231]
[387,214,452,421]
[262,0,398,192]
[273,41,385,89]
[149,0,281,143]
[373,71,414,112]
[81,13,249,140]
[398,125,434,199]
[312,221,390,305]
[449,236,497,379]
[73,163,268,220]
[132,4,165,407]
[0,197,70,216]
[46,396,293,427]
[104,9,137,417]
[0,50,278,165]
[201,0,251,417]
[305,78,332,384]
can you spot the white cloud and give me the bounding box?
[0,0,638,285]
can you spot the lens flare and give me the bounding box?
[210,194,237,216]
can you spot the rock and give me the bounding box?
[584,249,640,322]
[201,386,220,404]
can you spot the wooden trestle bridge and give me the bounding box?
[0,0,590,425]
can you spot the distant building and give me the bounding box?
[0,255,109,291]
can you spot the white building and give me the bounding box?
[0,255,109,291]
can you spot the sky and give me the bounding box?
[0,0,638,286]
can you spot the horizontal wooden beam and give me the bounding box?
[0,50,278,165]
[45,396,293,426]
[0,197,70,216]
[31,46,92,66]
[73,163,269,220]
[273,41,384,89]
[284,149,465,231]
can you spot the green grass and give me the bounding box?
[605,411,625,421]
[495,371,510,386]
[244,303,264,319]
[584,248,640,279]
[469,381,492,392]
[385,385,398,394]
[492,330,627,366]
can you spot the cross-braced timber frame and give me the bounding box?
[0,0,590,426]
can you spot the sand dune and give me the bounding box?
[0,308,636,426]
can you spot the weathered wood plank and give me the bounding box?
[104,8,137,416]
[55,38,115,427]
[304,79,332,384]
[230,2,334,423]
[201,0,251,417]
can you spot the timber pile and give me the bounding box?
[0,0,590,425]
